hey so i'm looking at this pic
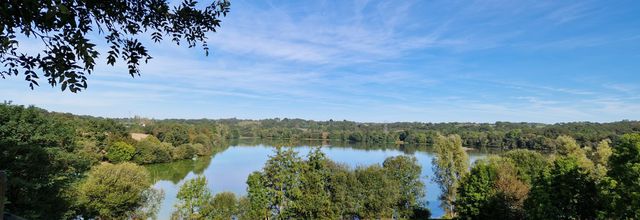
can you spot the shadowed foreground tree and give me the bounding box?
[0,104,91,219]
[0,0,230,92]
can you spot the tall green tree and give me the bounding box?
[293,148,335,219]
[382,155,425,218]
[355,165,400,219]
[244,172,270,220]
[591,139,613,178]
[456,160,495,219]
[77,162,153,219]
[604,133,640,218]
[326,162,360,218]
[261,147,304,218]
[432,134,469,217]
[174,176,213,219]
[525,156,601,219]
[1,0,230,92]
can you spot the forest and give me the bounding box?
[130,115,640,151]
[1,103,639,219]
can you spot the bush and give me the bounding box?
[106,141,135,163]
[132,136,173,164]
[192,143,210,156]
[78,162,151,219]
[173,144,196,160]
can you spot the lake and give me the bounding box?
[145,140,491,219]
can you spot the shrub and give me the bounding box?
[107,141,135,163]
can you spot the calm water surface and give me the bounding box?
[146,140,491,219]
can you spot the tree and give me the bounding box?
[261,147,304,218]
[244,172,270,220]
[556,135,594,170]
[355,165,400,219]
[456,157,529,220]
[242,147,430,219]
[174,176,212,219]
[173,143,196,160]
[456,160,495,218]
[382,155,425,218]
[106,141,135,163]
[132,135,173,164]
[0,104,91,219]
[132,189,165,220]
[604,133,640,218]
[502,149,548,184]
[204,192,239,220]
[591,139,612,178]
[1,0,230,92]
[525,156,601,219]
[432,134,469,217]
[293,148,335,219]
[326,162,360,218]
[77,162,152,219]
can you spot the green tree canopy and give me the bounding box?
[1,0,230,92]
[525,156,601,219]
[432,134,469,217]
[382,155,425,218]
[456,157,530,219]
[77,162,153,219]
[106,141,135,163]
[174,176,212,219]
[502,149,548,184]
[605,133,640,218]
[0,104,90,219]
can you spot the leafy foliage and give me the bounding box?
[245,148,430,219]
[174,176,212,219]
[0,103,90,219]
[106,141,135,163]
[501,149,548,184]
[132,135,173,164]
[432,134,469,217]
[456,157,531,219]
[1,0,230,92]
[383,155,425,218]
[604,133,640,219]
[77,162,153,219]
[176,117,640,151]
[525,156,601,219]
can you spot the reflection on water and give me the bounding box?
[146,155,213,184]
[145,139,492,219]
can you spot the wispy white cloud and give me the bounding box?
[2,0,639,122]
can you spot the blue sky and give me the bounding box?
[2,0,640,123]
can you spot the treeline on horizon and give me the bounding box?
[7,103,639,151]
[128,115,640,151]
